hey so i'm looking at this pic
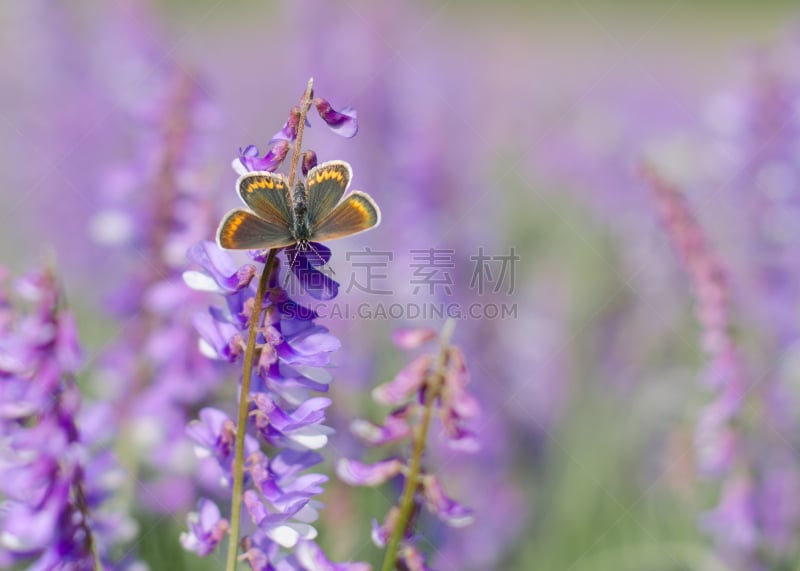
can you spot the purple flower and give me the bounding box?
[420,474,474,527]
[701,476,757,554]
[180,499,230,556]
[183,241,362,567]
[313,97,358,138]
[90,69,229,515]
[235,142,291,174]
[0,267,136,568]
[302,151,318,176]
[350,406,412,446]
[371,354,432,405]
[271,106,303,143]
[283,243,340,301]
[392,328,438,350]
[185,240,257,294]
[295,540,371,571]
[646,166,757,563]
[399,544,430,571]
[187,407,258,480]
[336,458,404,487]
[267,93,358,145]
[251,394,333,450]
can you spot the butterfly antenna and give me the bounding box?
[306,242,335,276]
[283,246,303,289]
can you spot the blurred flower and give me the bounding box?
[0,267,136,569]
[703,41,800,561]
[180,499,229,557]
[338,323,479,569]
[644,166,757,566]
[90,68,226,514]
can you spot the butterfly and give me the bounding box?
[217,160,380,253]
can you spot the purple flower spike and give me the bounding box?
[336,458,404,487]
[183,85,368,569]
[314,97,358,138]
[341,322,479,566]
[0,267,137,568]
[234,142,292,174]
[180,499,230,556]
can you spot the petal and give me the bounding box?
[391,327,437,350]
[336,458,403,487]
[238,141,291,172]
[399,544,431,571]
[295,540,372,571]
[179,499,229,556]
[351,406,411,446]
[313,98,358,138]
[420,475,474,527]
[372,355,432,405]
[244,489,269,525]
[267,523,317,548]
[302,150,318,177]
[187,241,256,293]
[285,244,338,301]
[270,107,302,143]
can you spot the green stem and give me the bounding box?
[224,77,315,571]
[380,319,455,571]
[224,248,277,571]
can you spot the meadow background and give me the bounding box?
[3,1,800,569]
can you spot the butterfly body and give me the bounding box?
[217,160,380,252]
[291,182,312,247]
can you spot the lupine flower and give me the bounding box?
[644,166,758,567]
[181,85,369,566]
[704,39,800,560]
[183,245,340,561]
[337,323,479,569]
[90,67,227,513]
[183,242,368,569]
[0,267,136,569]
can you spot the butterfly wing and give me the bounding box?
[217,209,296,250]
[309,191,381,242]
[237,171,293,227]
[305,160,352,225]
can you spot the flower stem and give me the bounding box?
[74,478,102,570]
[224,78,315,571]
[287,78,315,188]
[224,247,278,571]
[380,319,455,571]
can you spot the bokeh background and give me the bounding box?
[3,1,800,569]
